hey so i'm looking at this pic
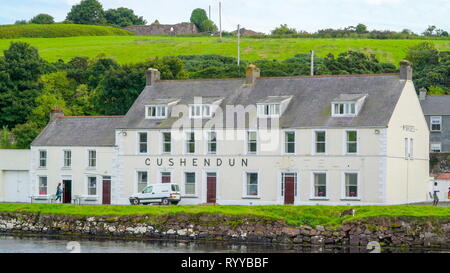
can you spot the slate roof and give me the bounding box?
[32,116,124,147]
[420,95,450,116]
[120,74,406,130]
[33,73,408,147]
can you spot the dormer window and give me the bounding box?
[331,94,367,117]
[145,105,167,119]
[189,104,212,119]
[332,102,356,116]
[257,103,281,118]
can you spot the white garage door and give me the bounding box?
[4,171,30,203]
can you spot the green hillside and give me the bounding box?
[0,36,449,64]
[0,24,133,39]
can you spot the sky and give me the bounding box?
[0,0,449,34]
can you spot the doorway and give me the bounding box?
[62,180,72,204]
[206,172,217,204]
[283,173,296,205]
[102,177,111,205]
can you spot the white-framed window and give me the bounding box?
[145,105,167,119]
[138,132,148,154]
[63,150,72,168]
[431,143,442,153]
[184,172,196,195]
[284,131,295,154]
[87,176,97,196]
[38,176,48,195]
[207,131,217,154]
[189,104,212,119]
[257,103,281,118]
[344,173,358,198]
[245,172,259,197]
[161,171,171,184]
[405,138,414,159]
[88,150,96,168]
[332,102,356,116]
[247,131,257,154]
[314,131,326,154]
[313,172,327,198]
[346,130,358,154]
[162,132,171,154]
[38,150,47,168]
[137,171,148,192]
[430,116,442,132]
[185,132,195,154]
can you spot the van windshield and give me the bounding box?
[171,185,180,192]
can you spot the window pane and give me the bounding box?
[162,172,171,183]
[347,131,357,142]
[88,177,97,195]
[316,132,325,142]
[345,173,358,197]
[39,177,47,195]
[185,173,195,195]
[247,173,258,196]
[314,173,326,197]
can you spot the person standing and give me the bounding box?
[432,182,440,206]
[55,183,62,202]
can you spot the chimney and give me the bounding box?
[419,87,427,100]
[245,64,260,85]
[49,107,64,122]
[400,60,413,81]
[146,68,160,86]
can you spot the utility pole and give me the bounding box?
[310,50,314,76]
[208,5,211,20]
[219,1,222,40]
[237,24,241,66]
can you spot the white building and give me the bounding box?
[22,61,430,206]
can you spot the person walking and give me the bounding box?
[55,183,62,202]
[432,182,440,206]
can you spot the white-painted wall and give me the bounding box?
[0,149,31,202]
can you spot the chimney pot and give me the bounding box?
[400,60,413,81]
[50,107,64,122]
[146,68,160,86]
[245,64,260,85]
[419,87,427,100]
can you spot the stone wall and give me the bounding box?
[0,212,449,249]
[123,23,198,36]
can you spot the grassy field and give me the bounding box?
[0,203,448,227]
[0,36,449,64]
[0,24,133,39]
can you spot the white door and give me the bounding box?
[4,171,30,203]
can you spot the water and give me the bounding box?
[0,235,447,253]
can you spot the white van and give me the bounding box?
[129,183,181,205]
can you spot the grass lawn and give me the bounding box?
[0,36,449,65]
[0,203,448,227]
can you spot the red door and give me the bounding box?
[206,173,217,204]
[102,178,111,205]
[284,176,295,205]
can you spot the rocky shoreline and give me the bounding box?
[0,212,449,249]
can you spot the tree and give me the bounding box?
[30,14,55,24]
[14,20,28,25]
[104,7,146,27]
[271,24,297,35]
[355,23,368,34]
[199,19,218,33]
[66,0,106,25]
[0,42,47,128]
[190,8,208,30]
[405,42,440,70]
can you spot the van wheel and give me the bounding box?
[161,198,170,206]
[132,198,140,205]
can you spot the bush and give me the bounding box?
[30,14,54,24]
[0,24,133,39]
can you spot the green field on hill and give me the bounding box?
[0,36,449,64]
[0,24,133,39]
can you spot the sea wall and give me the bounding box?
[0,212,449,248]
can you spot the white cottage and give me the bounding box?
[28,61,430,206]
